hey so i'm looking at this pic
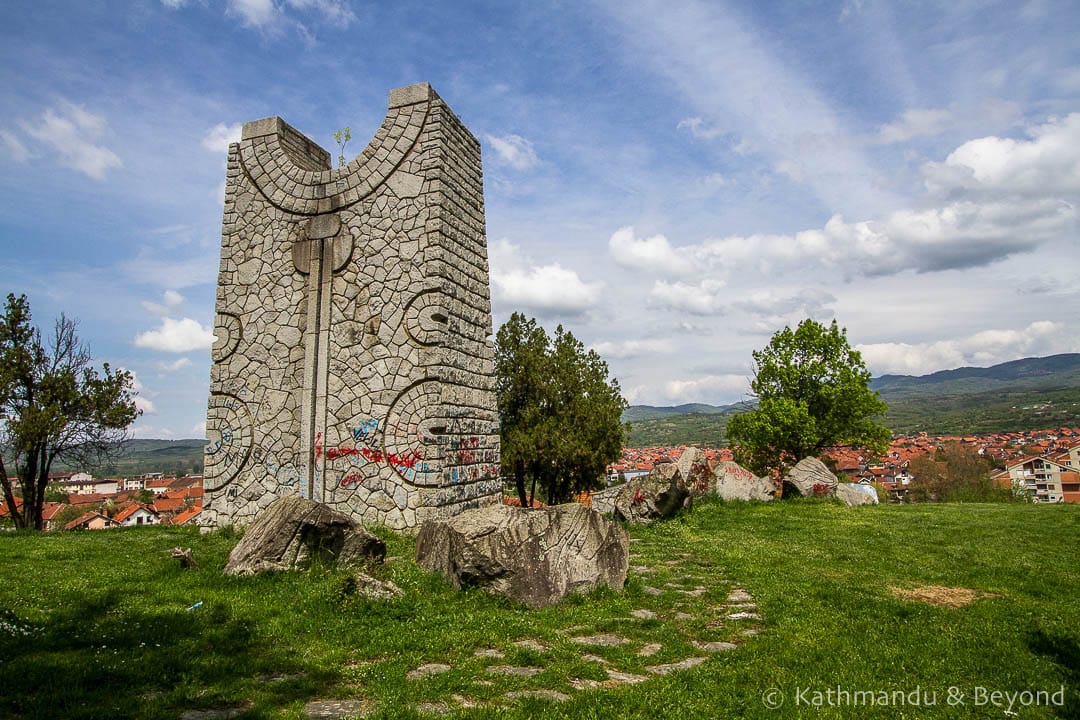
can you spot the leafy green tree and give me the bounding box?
[0,294,140,530]
[727,319,890,477]
[494,313,626,506]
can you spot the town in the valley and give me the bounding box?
[5,425,1078,532]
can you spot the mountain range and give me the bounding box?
[51,354,1080,473]
[625,353,1080,445]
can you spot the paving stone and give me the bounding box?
[606,669,649,684]
[631,608,657,620]
[303,699,373,719]
[727,603,757,610]
[642,586,664,596]
[637,643,662,657]
[506,690,571,703]
[693,640,738,653]
[581,653,608,664]
[630,565,654,573]
[514,639,548,652]
[451,695,481,708]
[257,671,306,682]
[569,678,604,690]
[727,588,754,603]
[415,701,450,714]
[570,634,629,647]
[407,663,451,680]
[727,612,762,620]
[474,648,504,658]
[741,628,762,637]
[647,657,708,675]
[486,665,542,677]
[674,612,694,621]
[181,708,250,720]
[678,587,707,597]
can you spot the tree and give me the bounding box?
[907,443,1006,502]
[727,319,890,477]
[0,294,140,530]
[494,313,627,506]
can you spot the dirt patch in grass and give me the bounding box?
[890,585,1001,608]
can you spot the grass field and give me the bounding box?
[1,500,1078,719]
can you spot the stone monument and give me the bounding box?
[203,83,501,530]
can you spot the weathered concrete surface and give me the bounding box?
[712,461,776,502]
[782,457,839,497]
[224,495,385,575]
[415,503,629,608]
[204,83,500,531]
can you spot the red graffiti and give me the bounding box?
[325,446,361,460]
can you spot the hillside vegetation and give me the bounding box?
[1,501,1076,718]
[625,354,1080,446]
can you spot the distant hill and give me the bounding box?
[57,355,1080,469]
[52,438,206,476]
[623,354,1080,445]
[623,403,736,422]
[872,354,1080,396]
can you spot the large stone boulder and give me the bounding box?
[782,457,839,497]
[613,470,690,524]
[712,461,776,502]
[415,503,628,609]
[676,448,713,496]
[589,484,623,515]
[224,495,385,576]
[836,483,879,506]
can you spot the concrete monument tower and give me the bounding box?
[203,83,501,530]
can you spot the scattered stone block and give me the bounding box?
[613,470,690,525]
[712,461,776,502]
[415,503,629,609]
[631,608,657,620]
[782,457,838,497]
[676,447,713,495]
[836,483,880,506]
[223,496,385,576]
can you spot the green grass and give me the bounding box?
[1,501,1078,718]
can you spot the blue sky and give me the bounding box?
[2,0,1078,439]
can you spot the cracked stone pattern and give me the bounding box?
[204,83,500,530]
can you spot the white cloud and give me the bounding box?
[226,0,277,28]
[134,317,215,353]
[484,134,539,170]
[202,122,244,153]
[19,101,122,180]
[877,108,953,144]
[589,339,670,359]
[489,239,602,316]
[0,129,30,162]
[608,226,695,277]
[160,0,187,7]
[648,279,727,315]
[858,321,1070,376]
[191,421,207,438]
[142,289,185,316]
[677,117,723,140]
[663,374,750,404]
[284,0,356,25]
[924,112,1080,196]
[156,357,192,372]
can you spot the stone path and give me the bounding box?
[239,555,768,719]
